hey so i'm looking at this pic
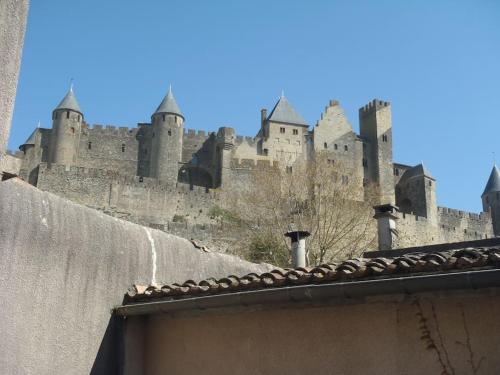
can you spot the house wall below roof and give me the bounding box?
[138,289,500,375]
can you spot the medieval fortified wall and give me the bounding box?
[10,86,500,249]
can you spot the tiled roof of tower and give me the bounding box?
[401,163,434,180]
[482,164,500,196]
[267,94,308,126]
[154,86,183,118]
[54,86,82,115]
[125,245,500,303]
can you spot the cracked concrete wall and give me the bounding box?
[0,178,271,374]
[0,0,29,165]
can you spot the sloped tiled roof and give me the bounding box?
[125,245,500,303]
[267,95,308,126]
[154,86,183,118]
[482,164,500,196]
[400,163,434,181]
[54,86,82,114]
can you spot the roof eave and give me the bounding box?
[114,268,500,317]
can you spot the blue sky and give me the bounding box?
[10,0,500,212]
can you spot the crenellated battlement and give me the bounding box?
[359,99,391,116]
[86,124,139,137]
[438,206,491,223]
[230,158,275,169]
[183,128,212,141]
[234,135,258,146]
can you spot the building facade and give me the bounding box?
[11,86,500,248]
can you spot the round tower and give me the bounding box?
[48,85,84,166]
[482,164,500,236]
[150,86,184,183]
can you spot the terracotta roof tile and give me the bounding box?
[125,246,500,303]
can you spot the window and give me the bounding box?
[428,180,432,187]
[286,166,293,173]
[394,168,399,176]
[293,129,298,135]
[362,158,367,167]
[382,134,388,142]
[121,144,125,153]
[344,145,348,151]
[328,159,335,165]
[66,111,70,119]
[334,144,338,150]
[168,130,172,136]
[162,114,166,121]
[139,176,144,182]
[88,142,92,150]
[70,127,75,134]
[280,127,285,134]
[324,142,328,149]
[263,148,268,156]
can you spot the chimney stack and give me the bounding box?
[285,227,311,268]
[373,204,399,250]
[261,108,267,128]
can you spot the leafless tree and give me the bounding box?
[226,153,377,266]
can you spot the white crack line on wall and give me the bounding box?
[144,227,157,286]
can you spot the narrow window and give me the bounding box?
[77,115,80,122]
[66,111,70,119]
[162,114,166,121]
[286,166,293,173]
[334,144,338,150]
[168,130,172,136]
[382,134,388,142]
[263,148,268,156]
[121,144,125,153]
[88,142,92,150]
[394,168,399,176]
[293,129,298,135]
[428,180,432,187]
[70,127,75,134]
[362,158,367,167]
[324,142,328,149]
[280,127,285,134]
[344,145,348,151]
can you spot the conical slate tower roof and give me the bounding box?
[54,86,82,115]
[154,86,183,119]
[482,164,500,196]
[267,94,308,126]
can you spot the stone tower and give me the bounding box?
[482,164,500,236]
[48,86,84,166]
[150,86,184,183]
[216,126,235,188]
[359,99,394,204]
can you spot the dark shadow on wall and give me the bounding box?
[90,315,124,375]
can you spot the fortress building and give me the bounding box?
[11,86,500,249]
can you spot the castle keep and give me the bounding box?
[13,86,500,248]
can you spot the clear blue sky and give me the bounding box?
[10,0,500,213]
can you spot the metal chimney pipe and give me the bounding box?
[285,229,311,268]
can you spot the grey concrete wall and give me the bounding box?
[140,289,500,375]
[0,0,29,164]
[0,178,271,375]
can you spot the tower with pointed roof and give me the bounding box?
[258,93,309,166]
[150,86,184,183]
[482,164,500,236]
[48,85,84,166]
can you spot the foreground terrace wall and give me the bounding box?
[0,178,270,374]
